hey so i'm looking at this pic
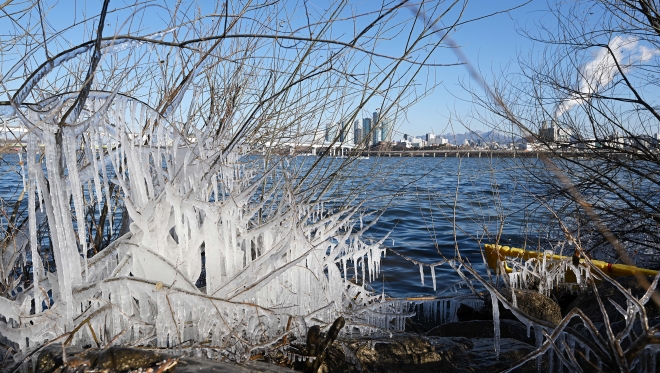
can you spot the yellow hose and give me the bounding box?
[484,244,658,281]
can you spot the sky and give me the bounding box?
[3,0,618,138]
[398,0,549,137]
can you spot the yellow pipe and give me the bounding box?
[484,244,658,281]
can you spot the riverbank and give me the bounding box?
[24,276,660,373]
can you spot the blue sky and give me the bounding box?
[2,1,564,137]
[399,0,548,137]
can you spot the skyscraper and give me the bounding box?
[372,109,380,144]
[325,122,336,143]
[339,121,345,142]
[362,118,372,146]
[381,118,393,143]
[353,119,361,144]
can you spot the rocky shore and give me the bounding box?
[30,277,660,373]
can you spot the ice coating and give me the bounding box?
[0,98,398,358]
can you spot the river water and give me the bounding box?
[0,152,551,298]
[347,155,550,298]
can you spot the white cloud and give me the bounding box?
[555,36,659,117]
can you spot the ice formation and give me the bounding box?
[505,249,592,295]
[0,95,394,361]
[466,248,660,372]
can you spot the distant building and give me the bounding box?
[381,118,393,142]
[539,120,572,144]
[354,120,362,144]
[519,141,544,151]
[362,118,372,146]
[425,133,448,146]
[399,136,426,148]
[410,137,426,148]
[312,126,325,144]
[372,110,380,144]
[325,122,336,142]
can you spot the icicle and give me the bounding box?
[27,134,42,314]
[36,166,44,213]
[534,325,543,370]
[95,126,113,236]
[63,131,89,281]
[490,291,500,359]
[419,263,424,286]
[130,99,137,132]
[88,130,103,214]
[44,129,83,328]
[431,265,436,291]
[18,152,27,190]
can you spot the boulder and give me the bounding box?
[318,334,542,373]
[34,345,293,373]
[483,288,562,325]
[427,319,537,345]
[565,276,660,326]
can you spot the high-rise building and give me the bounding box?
[339,121,345,142]
[325,122,336,142]
[362,118,372,145]
[353,120,362,144]
[381,118,393,142]
[312,126,324,144]
[372,110,380,144]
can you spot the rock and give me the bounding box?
[34,345,294,373]
[94,347,165,371]
[176,357,294,372]
[455,302,491,322]
[565,276,660,326]
[549,287,580,317]
[318,334,542,373]
[484,288,562,325]
[427,319,537,345]
[35,345,92,373]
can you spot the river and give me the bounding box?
[0,152,551,298]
